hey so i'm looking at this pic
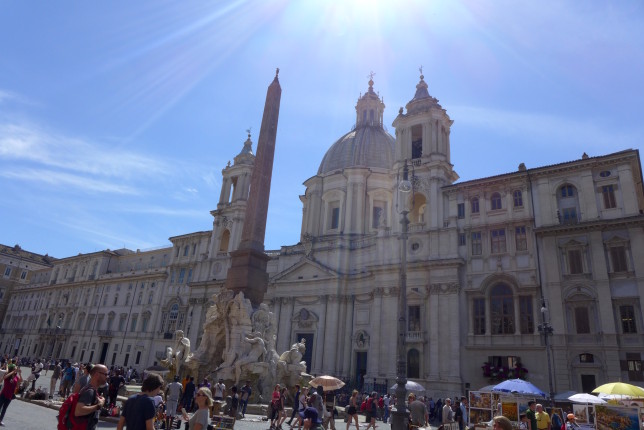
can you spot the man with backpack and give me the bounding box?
[72,364,107,430]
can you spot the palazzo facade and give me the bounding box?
[2,74,643,396]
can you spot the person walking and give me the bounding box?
[345,390,360,430]
[50,361,61,399]
[117,373,164,430]
[183,376,196,412]
[0,364,22,426]
[442,398,454,424]
[165,375,183,430]
[60,362,75,398]
[240,380,252,418]
[287,384,300,425]
[408,393,428,428]
[73,364,108,430]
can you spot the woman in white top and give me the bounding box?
[182,387,213,430]
[294,387,309,430]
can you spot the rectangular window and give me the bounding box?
[20,271,27,280]
[610,246,628,272]
[3,268,10,277]
[519,296,534,334]
[602,185,617,209]
[491,229,506,254]
[331,207,340,229]
[561,207,578,224]
[458,233,466,246]
[187,269,193,283]
[192,244,197,255]
[471,232,482,255]
[513,190,523,207]
[568,249,583,274]
[515,226,527,251]
[408,306,421,331]
[457,203,465,219]
[473,298,485,335]
[178,268,185,284]
[620,305,637,334]
[170,271,175,284]
[119,316,126,332]
[130,315,138,332]
[575,307,590,334]
[141,316,149,332]
[136,351,141,365]
[183,246,189,257]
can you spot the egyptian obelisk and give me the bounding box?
[225,69,281,308]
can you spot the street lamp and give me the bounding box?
[391,161,412,430]
[538,299,554,402]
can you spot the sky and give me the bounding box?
[1,0,643,259]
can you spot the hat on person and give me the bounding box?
[567,414,575,420]
[303,406,321,424]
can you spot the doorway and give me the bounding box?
[99,343,109,364]
[296,333,314,373]
[356,352,367,390]
[581,374,596,393]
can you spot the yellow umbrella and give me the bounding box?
[591,382,644,397]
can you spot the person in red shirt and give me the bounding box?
[0,363,22,425]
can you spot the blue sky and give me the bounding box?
[1,1,643,258]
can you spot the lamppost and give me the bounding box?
[538,299,554,401]
[391,161,412,430]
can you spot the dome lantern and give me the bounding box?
[355,72,385,129]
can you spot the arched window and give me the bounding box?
[167,303,179,333]
[491,192,502,210]
[410,194,427,224]
[407,349,420,378]
[490,284,514,334]
[220,230,231,252]
[513,190,523,207]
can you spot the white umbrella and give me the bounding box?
[568,393,606,404]
[390,381,426,392]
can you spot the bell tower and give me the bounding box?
[392,71,459,230]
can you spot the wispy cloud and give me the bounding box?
[117,205,205,218]
[0,122,168,178]
[0,168,139,195]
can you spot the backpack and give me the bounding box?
[57,386,96,430]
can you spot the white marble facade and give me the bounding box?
[3,75,644,396]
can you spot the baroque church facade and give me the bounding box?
[2,74,644,396]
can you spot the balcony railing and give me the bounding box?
[406,331,424,342]
[97,330,113,337]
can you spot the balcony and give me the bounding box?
[406,331,424,343]
[97,330,113,337]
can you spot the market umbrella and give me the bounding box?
[591,382,644,397]
[568,393,606,404]
[491,379,546,397]
[309,375,345,391]
[390,381,426,393]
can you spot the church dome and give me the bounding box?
[317,77,395,175]
[317,126,395,175]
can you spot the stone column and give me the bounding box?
[322,295,340,374]
[342,296,354,377]
[428,286,439,379]
[312,296,327,375]
[277,297,294,354]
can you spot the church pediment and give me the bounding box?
[270,258,340,283]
